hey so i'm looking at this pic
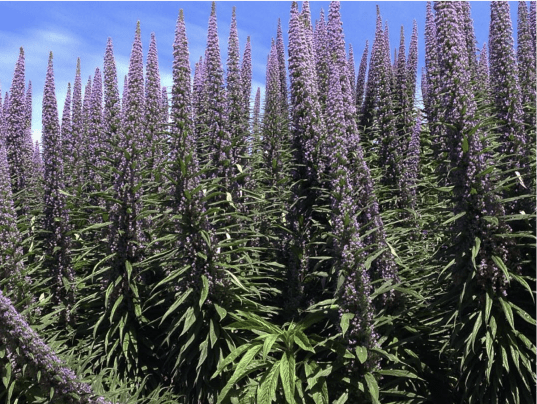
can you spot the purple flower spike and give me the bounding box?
[42,52,75,323]
[0,290,112,403]
[5,48,28,206]
[517,1,536,129]
[355,40,368,115]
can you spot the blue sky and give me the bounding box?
[0,1,521,143]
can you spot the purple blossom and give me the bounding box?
[202,2,235,185]
[42,52,74,323]
[5,48,28,203]
[347,43,356,100]
[241,36,252,130]
[406,20,418,110]
[399,115,421,211]
[326,60,376,353]
[489,1,525,157]
[87,68,103,191]
[0,138,24,296]
[0,290,112,404]
[226,7,247,166]
[434,1,514,294]
[103,37,121,165]
[276,18,289,116]
[314,8,329,112]
[161,86,169,126]
[145,33,164,164]
[517,1,536,129]
[108,21,146,291]
[355,40,368,115]
[252,86,261,137]
[65,58,84,188]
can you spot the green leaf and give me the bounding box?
[109,295,124,323]
[293,330,314,353]
[377,369,421,379]
[209,318,218,348]
[217,344,263,403]
[470,312,482,352]
[340,313,354,337]
[212,344,252,379]
[257,360,280,404]
[471,237,481,268]
[199,275,209,308]
[355,346,368,364]
[364,373,380,404]
[263,333,280,361]
[215,304,227,321]
[484,290,492,322]
[442,211,466,225]
[280,351,295,404]
[159,289,192,326]
[499,298,515,329]
[125,260,133,282]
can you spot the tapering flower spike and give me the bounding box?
[489,1,524,157]
[144,32,164,174]
[406,20,418,109]
[103,37,121,162]
[517,1,536,129]
[64,58,83,188]
[5,48,28,201]
[355,41,368,114]
[460,2,478,80]
[0,138,24,295]
[252,86,261,137]
[42,52,74,323]
[161,86,168,125]
[241,36,252,127]
[170,8,199,207]
[530,1,536,43]
[314,9,329,113]
[226,6,247,165]
[262,43,287,179]
[276,19,288,115]
[347,43,356,99]
[325,59,376,353]
[87,68,103,189]
[0,290,112,403]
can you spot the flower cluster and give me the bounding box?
[0,290,111,404]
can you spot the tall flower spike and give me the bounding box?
[0,291,112,404]
[241,36,252,131]
[530,1,536,43]
[406,20,418,110]
[170,7,199,207]
[517,1,536,130]
[226,6,247,166]
[5,48,28,205]
[424,2,443,162]
[0,137,24,296]
[61,83,72,151]
[109,21,146,297]
[252,86,261,138]
[325,60,377,353]
[202,2,235,185]
[88,68,103,193]
[314,8,329,113]
[65,59,83,188]
[42,52,74,323]
[103,37,121,165]
[161,86,168,126]
[355,41,368,115]
[262,43,286,180]
[347,43,356,100]
[460,2,478,82]
[399,115,421,211]
[276,19,288,115]
[144,32,164,175]
[394,25,409,138]
[489,1,524,151]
